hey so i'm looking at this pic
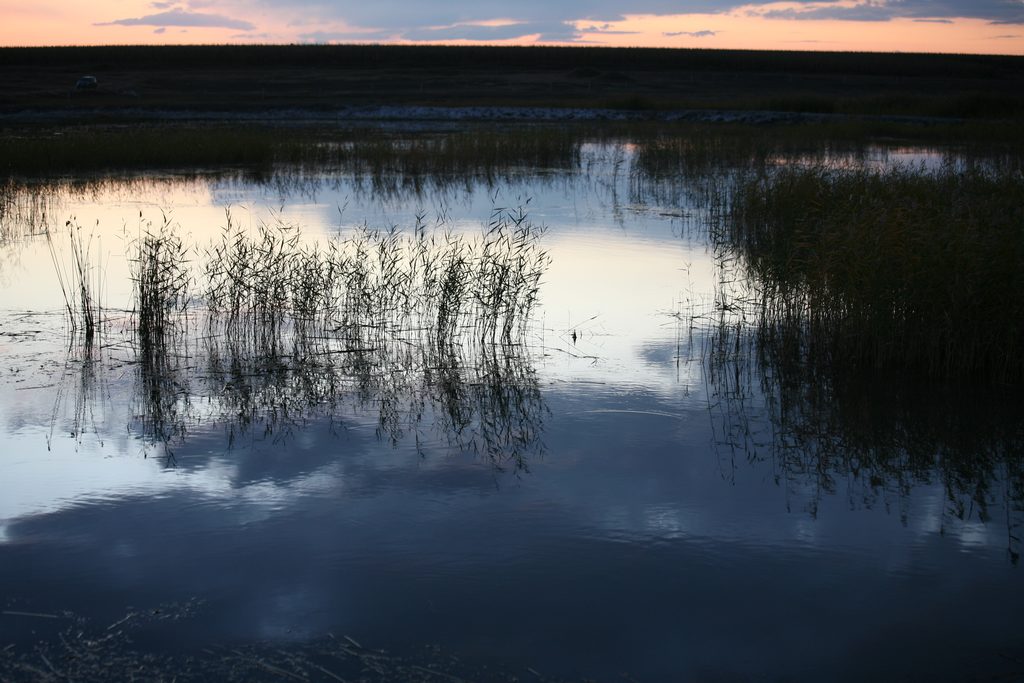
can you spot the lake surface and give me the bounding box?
[1,135,1022,682]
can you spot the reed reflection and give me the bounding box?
[85,206,552,475]
[705,328,1024,562]
[118,320,548,476]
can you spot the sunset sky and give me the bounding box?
[1,0,1022,54]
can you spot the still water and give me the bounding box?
[1,139,1021,682]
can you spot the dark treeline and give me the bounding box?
[1,44,1022,80]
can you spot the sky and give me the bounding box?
[1,0,1023,54]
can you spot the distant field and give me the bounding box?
[1,44,1023,120]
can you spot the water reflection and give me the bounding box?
[3,130,1024,681]
[707,320,1024,540]
[109,316,548,477]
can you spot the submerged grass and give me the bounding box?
[0,602,546,683]
[718,165,1024,382]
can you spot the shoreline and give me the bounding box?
[0,104,965,127]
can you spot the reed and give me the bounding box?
[717,164,1024,382]
[195,208,549,347]
[0,179,58,242]
[202,210,300,340]
[129,213,192,346]
[472,207,550,342]
[46,219,103,341]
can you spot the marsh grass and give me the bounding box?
[296,130,582,175]
[689,158,1024,549]
[717,164,1024,382]
[632,121,1024,180]
[1,128,277,175]
[1,127,583,178]
[6,122,1022,183]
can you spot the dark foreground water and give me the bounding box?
[1,139,1022,682]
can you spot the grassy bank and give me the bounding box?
[1,127,278,174]
[0,125,584,176]
[719,165,1024,382]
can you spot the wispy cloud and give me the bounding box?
[231,32,278,40]
[664,30,717,37]
[579,23,641,34]
[401,20,579,42]
[749,0,1024,25]
[757,5,894,23]
[96,9,255,31]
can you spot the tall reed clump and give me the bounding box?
[198,207,549,348]
[203,210,299,340]
[720,164,1024,382]
[47,219,103,341]
[129,214,192,345]
[472,207,549,342]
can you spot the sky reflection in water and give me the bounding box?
[0,142,1022,682]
